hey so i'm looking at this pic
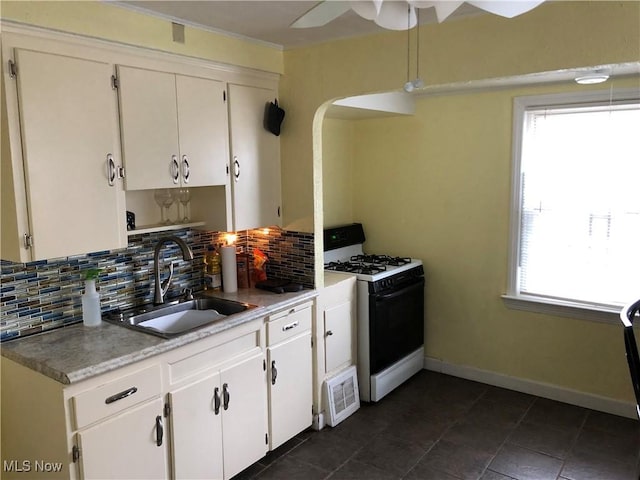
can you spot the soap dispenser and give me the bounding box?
[82,268,102,327]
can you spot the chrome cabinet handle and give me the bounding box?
[155,415,163,447]
[213,387,221,415]
[171,155,180,184]
[105,386,137,404]
[271,361,278,385]
[233,157,240,182]
[182,155,190,183]
[222,383,230,410]
[282,321,299,332]
[107,154,116,186]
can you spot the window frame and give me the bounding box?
[503,87,640,323]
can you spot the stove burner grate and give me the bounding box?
[324,261,386,275]
[350,254,412,267]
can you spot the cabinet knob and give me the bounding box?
[182,155,190,183]
[282,321,299,332]
[222,383,230,410]
[213,387,221,415]
[171,155,180,184]
[155,415,163,447]
[326,330,333,337]
[271,361,278,385]
[105,386,138,404]
[233,157,240,182]
[106,154,116,186]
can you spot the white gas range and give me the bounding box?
[324,223,425,402]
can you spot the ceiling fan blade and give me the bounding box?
[375,2,417,30]
[468,0,545,18]
[290,1,352,28]
[351,0,383,21]
[410,1,465,23]
[433,1,464,22]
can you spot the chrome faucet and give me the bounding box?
[153,236,194,305]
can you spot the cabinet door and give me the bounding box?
[176,75,229,187]
[14,49,125,260]
[325,301,354,373]
[220,352,267,480]
[117,66,179,190]
[77,398,168,480]
[267,332,313,450]
[228,84,281,231]
[169,372,224,480]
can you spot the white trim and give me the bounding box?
[370,347,424,402]
[423,356,637,419]
[0,20,281,83]
[505,87,640,320]
[501,294,621,324]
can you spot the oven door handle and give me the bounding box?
[373,278,424,302]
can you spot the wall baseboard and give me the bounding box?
[423,356,637,419]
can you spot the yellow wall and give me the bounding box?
[282,0,640,233]
[322,118,355,228]
[0,1,283,74]
[281,1,639,406]
[350,79,639,404]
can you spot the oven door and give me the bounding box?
[369,277,425,374]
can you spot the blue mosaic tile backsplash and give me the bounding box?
[0,228,314,341]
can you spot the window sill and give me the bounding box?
[501,294,622,325]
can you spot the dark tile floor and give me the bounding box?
[233,370,640,480]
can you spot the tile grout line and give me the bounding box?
[476,389,537,480]
[401,384,490,480]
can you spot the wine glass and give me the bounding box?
[178,188,191,223]
[154,189,174,225]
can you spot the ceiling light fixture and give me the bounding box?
[575,69,610,85]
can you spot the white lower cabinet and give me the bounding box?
[0,300,316,480]
[169,372,224,480]
[168,352,267,480]
[76,398,169,479]
[314,274,357,426]
[324,301,354,373]
[319,274,356,376]
[266,302,313,450]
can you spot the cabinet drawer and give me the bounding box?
[72,364,162,429]
[267,303,312,345]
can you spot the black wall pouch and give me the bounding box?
[264,99,285,136]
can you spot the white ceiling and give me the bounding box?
[114,1,480,49]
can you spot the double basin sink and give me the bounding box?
[105,296,256,338]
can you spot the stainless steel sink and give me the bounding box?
[105,297,256,338]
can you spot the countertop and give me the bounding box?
[324,271,357,288]
[0,288,317,385]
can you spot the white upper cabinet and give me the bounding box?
[117,66,229,191]
[2,29,280,260]
[228,84,281,231]
[116,66,179,190]
[176,75,229,187]
[266,303,313,450]
[8,48,126,261]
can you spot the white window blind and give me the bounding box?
[517,98,640,308]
